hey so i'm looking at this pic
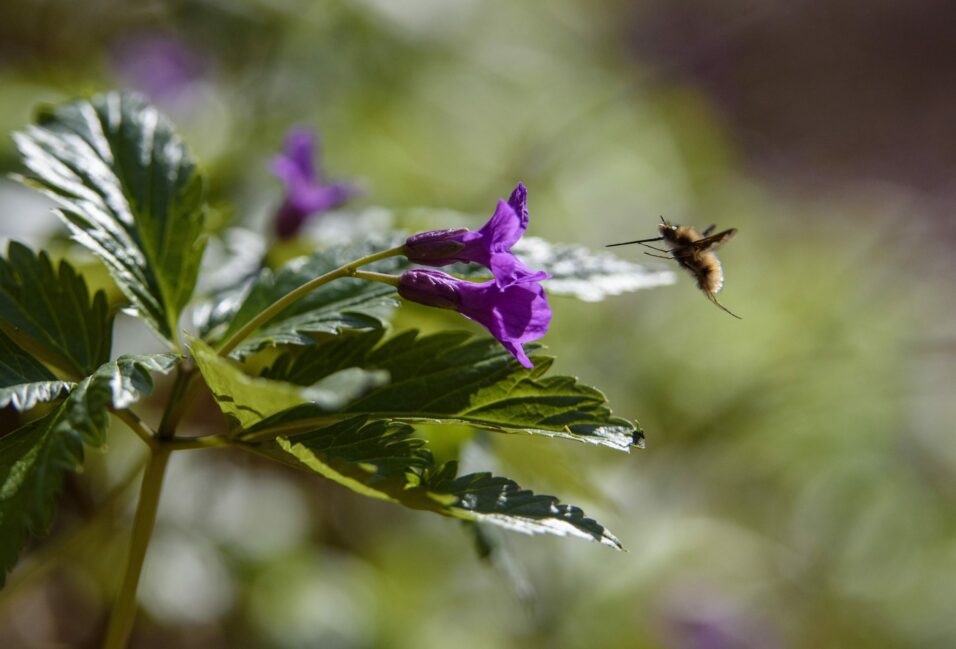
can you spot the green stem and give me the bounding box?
[352,269,402,286]
[215,245,405,357]
[112,408,158,450]
[157,364,195,439]
[163,435,232,451]
[102,447,171,649]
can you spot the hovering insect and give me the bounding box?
[607,217,741,319]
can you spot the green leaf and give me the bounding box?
[253,330,642,451]
[514,237,676,301]
[268,418,621,548]
[13,92,206,347]
[63,353,178,446]
[0,412,84,586]
[0,352,175,584]
[190,338,388,430]
[0,242,112,378]
[206,240,405,358]
[0,331,74,411]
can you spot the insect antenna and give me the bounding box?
[606,237,664,248]
[706,292,742,319]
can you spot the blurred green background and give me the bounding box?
[1,1,954,647]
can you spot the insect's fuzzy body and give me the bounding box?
[659,223,726,295]
[607,219,740,318]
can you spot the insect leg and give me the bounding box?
[635,242,671,253]
[702,224,716,236]
[706,292,742,319]
[643,251,672,260]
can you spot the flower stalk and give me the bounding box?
[102,447,171,649]
[215,245,405,357]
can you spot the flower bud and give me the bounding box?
[403,228,470,262]
[397,269,461,310]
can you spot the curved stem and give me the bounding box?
[112,408,158,450]
[103,447,171,649]
[215,245,405,357]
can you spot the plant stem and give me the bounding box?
[352,269,402,286]
[163,435,232,451]
[215,245,405,357]
[102,447,171,649]
[112,408,158,450]
[157,364,195,439]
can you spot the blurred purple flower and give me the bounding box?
[111,34,205,101]
[271,128,355,239]
[403,182,546,287]
[657,583,783,649]
[398,269,551,368]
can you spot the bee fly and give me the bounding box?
[608,217,741,319]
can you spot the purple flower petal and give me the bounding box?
[403,182,542,288]
[398,269,551,369]
[269,127,354,239]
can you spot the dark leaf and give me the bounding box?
[0,330,74,411]
[254,330,642,450]
[268,418,622,548]
[0,352,175,584]
[0,242,112,378]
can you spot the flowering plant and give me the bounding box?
[0,92,668,648]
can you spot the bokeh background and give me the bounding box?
[1,1,955,647]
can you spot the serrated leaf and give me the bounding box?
[190,338,388,430]
[0,242,112,378]
[209,240,405,358]
[269,418,621,548]
[424,471,622,548]
[13,92,206,347]
[252,329,641,451]
[515,237,676,301]
[0,352,175,584]
[0,331,74,411]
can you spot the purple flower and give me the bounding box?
[403,182,546,287]
[271,128,355,239]
[111,34,206,101]
[398,269,551,368]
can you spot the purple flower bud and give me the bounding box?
[398,269,551,368]
[403,183,548,287]
[398,269,461,310]
[271,128,355,239]
[403,228,470,261]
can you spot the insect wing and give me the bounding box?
[690,228,736,251]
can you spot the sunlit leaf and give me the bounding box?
[0,242,111,378]
[515,236,676,301]
[190,338,388,430]
[207,240,405,358]
[253,329,642,450]
[268,418,621,548]
[450,236,676,302]
[13,92,206,347]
